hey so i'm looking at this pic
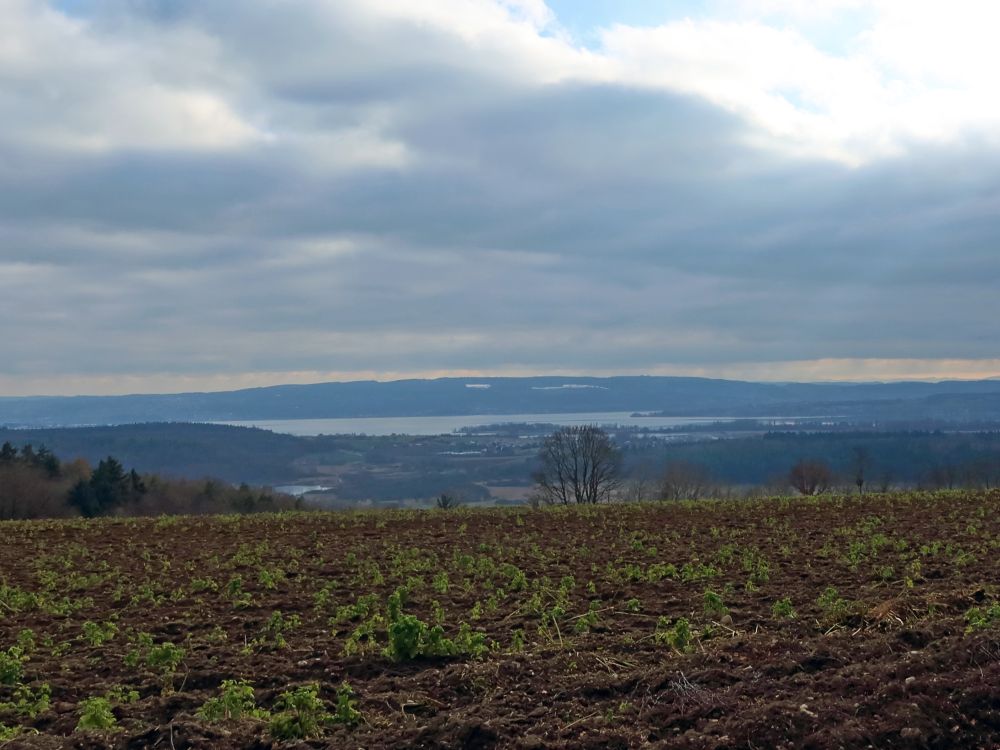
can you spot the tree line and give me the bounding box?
[0,442,303,520]
[531,426,1000,505]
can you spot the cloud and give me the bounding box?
[599,4,1000,163]
[0,1,263,154]
[1,0,999,395]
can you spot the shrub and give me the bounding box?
[788,459,832,496]
[435,492,461,510]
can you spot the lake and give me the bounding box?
[217,412,735,437]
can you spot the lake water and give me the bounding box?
[274,485,332,497]
[217,412,734,437]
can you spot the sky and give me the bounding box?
[2,0,1000,396]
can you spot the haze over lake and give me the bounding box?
[217,412,733,437]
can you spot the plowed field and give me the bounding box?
[1,491,998,748]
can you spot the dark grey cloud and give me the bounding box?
[1,0,999,394]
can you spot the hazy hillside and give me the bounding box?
[3,376,1000,427]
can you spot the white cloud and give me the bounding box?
[594,1,1000,162]
[0,0,262,153]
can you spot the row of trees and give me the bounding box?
[530,426,1000,504]
[0,442,89,519]
[0,442,302,520]
[1,442,62,477]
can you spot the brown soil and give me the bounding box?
[1,490,998,749]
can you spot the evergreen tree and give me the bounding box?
[0,442,16,464]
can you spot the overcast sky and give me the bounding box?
[2,0,999,396]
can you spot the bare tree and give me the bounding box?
[852,446,870,495]
[965,456,1000,489]
[620,476,655,504]
[788,459,833,496]
[924,463,959,490]
[533,426,622,505]
[659,460,713,501]
[620,460,658,503]
[875,469,894,493]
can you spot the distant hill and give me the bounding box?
[3,375,1000,427]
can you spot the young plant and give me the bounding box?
[510,629,526,652]
[0,722,40,742]
[383,588,485,660]
[105,685,140,705]
[654,617,692,652]
[76,697,117,731]
[573,600,603,634]
[965,602,1000,633]
[15,630,35,653]
[0,646,27,686]
[432,571,450,594]
[252,611,300,651]
[82,620,118,647]
[333,682,362,726]
[0,683,51,719]
[816,586,854,626]
[198,679,268,722]
[771,597,797,619]
[269,684,331,740]
[703,590,729,619]
[452,623,488,658]
[146,642,184,674]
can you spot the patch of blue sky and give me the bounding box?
[767,7,877,57]
[50,0,186,22]
[51,0,92,17]
[547,1,876,58]
[546,0,709,46]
